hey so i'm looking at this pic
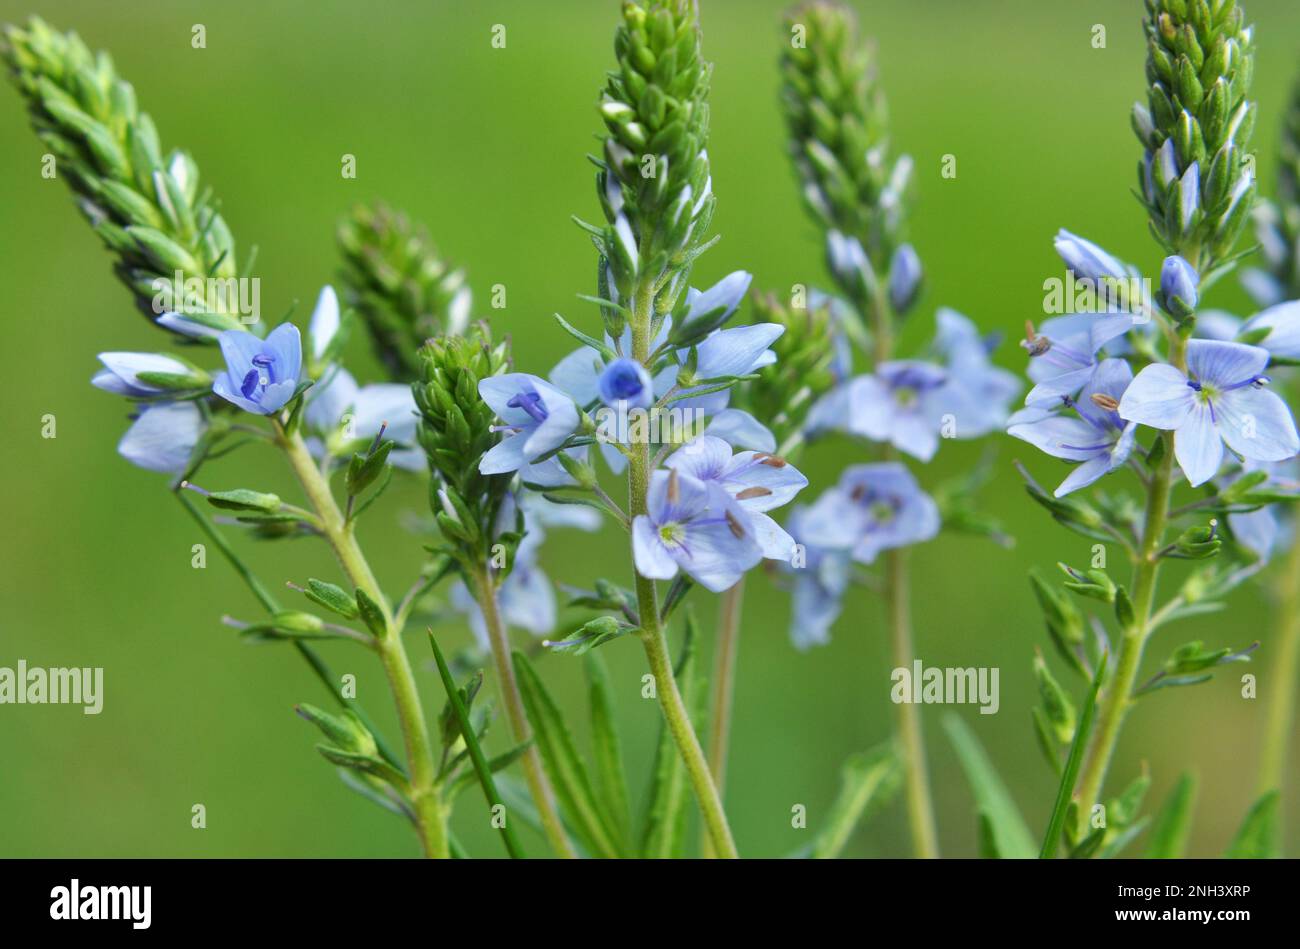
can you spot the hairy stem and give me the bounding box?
[1258,529,1300,799]
[1074,333,1186,834]
[276,423,448,858]
[701,578,744,859]
[629,281,738,859]
[468,568,578,858]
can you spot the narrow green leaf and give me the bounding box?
[811,743,902,858]
[1224,791,1280,858]
[428,632,525,859]
[585,652,633,852]
[1099,816,1151,858]
[1040,653,1107,858]
[944,714,1036,859]
[512,650,623,858]
[1145,773,1197,858]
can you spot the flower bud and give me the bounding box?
[887,243,922,314]
[597,357,654,409]
[1159,254,1200,319]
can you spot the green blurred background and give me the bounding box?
[1,0,1297,858]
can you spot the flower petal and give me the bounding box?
[1186,339,1269,386]
[1215,385,1300,463]
[1173,403,1225,487]
[309,286,340,361]
[1118,363,1195,429]
[632,515,678,580]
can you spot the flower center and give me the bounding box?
[241,352,277,398]
[606,363,646,399]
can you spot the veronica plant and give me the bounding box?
[1009,0,1298,857]
[1235,67,1300,838]
[771,1,1018,858]
[4,16,598,860]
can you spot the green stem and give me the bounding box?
[864,281,939,858]
[1073,332,1186,833]
[468,567,578,858]
[1258,527,1300,799]
[276,423,448,858]
[701,578,743,860]
[629,279,738,859]
[886,546,939,858]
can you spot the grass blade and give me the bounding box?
[585,651,633,853]
[1224,791,1280,858]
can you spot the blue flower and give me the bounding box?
[478,373,579,475]
[1119,340,1300,486]
[931,308,1021,438]
[1241,300,1300,361]
[304,367,423,471]
[117,401,205,474]
[682,270,752,325]
[687,322,785,380]
[597,357,654,409]
[1022,312,1136,407]
[92,352,195,398]
[1054,229,1130,283]
[632,468,763,592]
[797,463,940,565]
[810,361,950,461]
[1160,255,1199,317]
[888,243,922,313]
[212,323,303,415]
[783,505,851,651]
[1008,359,1138,496]
[664,435,808,560]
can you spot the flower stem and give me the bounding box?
[701,578,744,859]
[1258,528,1300,799]
[1073,332,1186,834]
[628,280,738,859]
[864,284,938,858]
[467,567,579,858]
[276,423,448,858]
[885,546,940,858]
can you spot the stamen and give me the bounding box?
[735,486,772,500]
[179,480,209,496]
[1021,320,1051,357]
[724,510,746,539]
[1090,393,1120,412]
[667,468,680,506]
[754,452,788,468]
[507,390,548,424]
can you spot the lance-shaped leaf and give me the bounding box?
[1224,791,1280,859]
[585,652,632,854]
[1040,653,1106,859]
[811,742,902,859]
[944,714,1035,859]
[512,650,623,858]
[1145,773,1197,859]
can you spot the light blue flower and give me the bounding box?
[305,367,423,470]
[1119,340,1300,487]
[798,463,940,564]
[682,270,752,325]
[307,286,340,363]
[888,243,922,313]
[703,408,776,452]
[155,311,229,339]
[783,504,851,651]
[92,352,194,398]
[1054,229,1130,283]
[1022,312,1136,407]
[1160,255,1199,317]
[597,357,654,409]
[812,361,950,461]
[212,323,303,415]
[664,435,808,560]
[117,401,205,474]
[632,468,763,592]
[1008,358,1138,496]
[932,308,1021,438]
[688,322,785,380]
[1241,300,1300,361]
[478,373,579,475]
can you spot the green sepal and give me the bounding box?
[354,587,387,638]
[302,579,360,620]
